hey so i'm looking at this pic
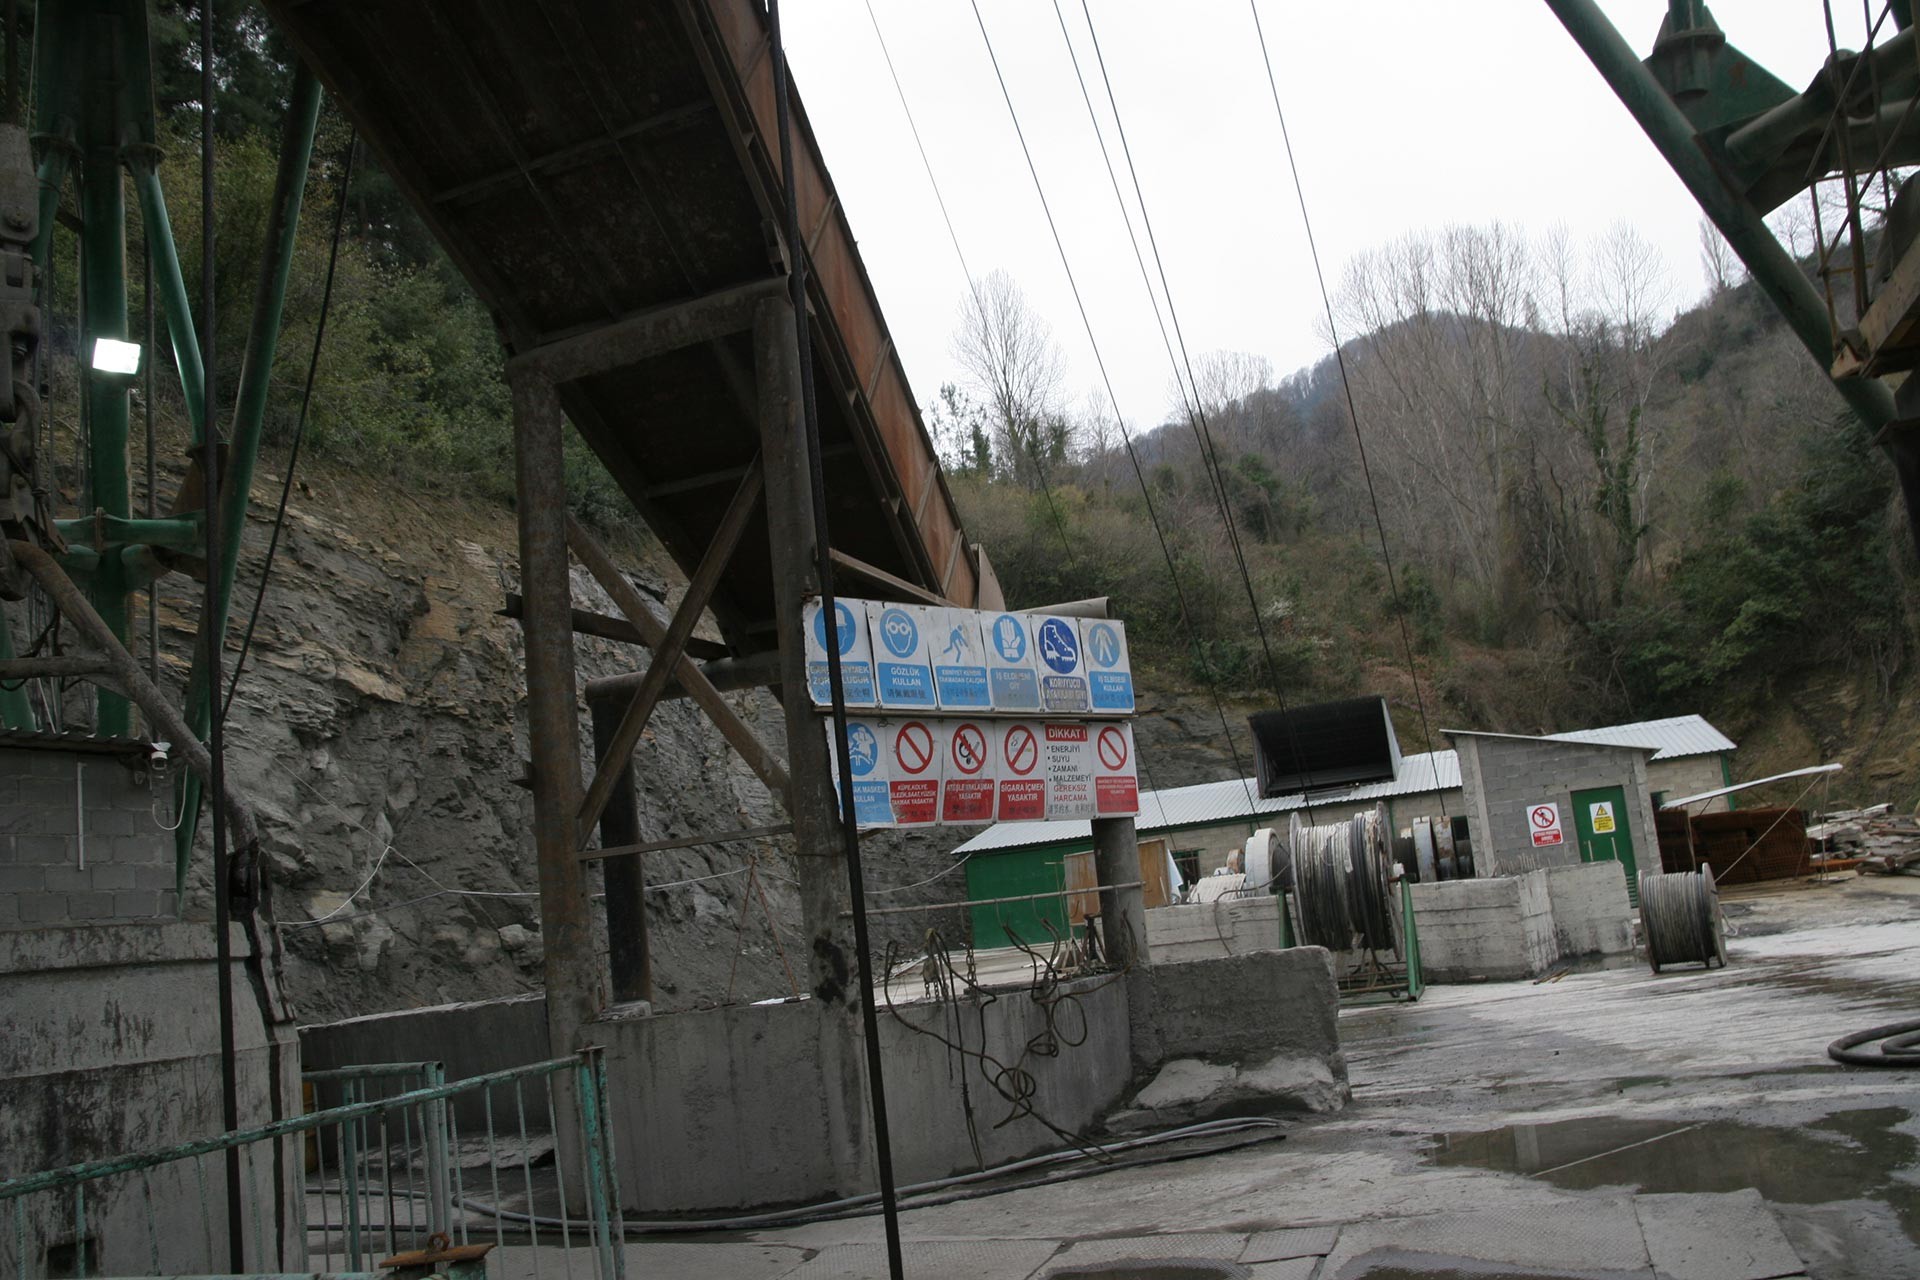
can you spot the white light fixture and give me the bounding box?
[91,338,142,375]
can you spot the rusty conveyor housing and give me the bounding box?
[264,0,985,650]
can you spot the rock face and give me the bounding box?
[154,465,963,1025]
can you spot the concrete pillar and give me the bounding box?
[752,297,854,1001]
[1092,814,1149,969]
[588,692,650,1004]
[510,370,604,1055]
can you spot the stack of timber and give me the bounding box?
[1807,804,1920,876]
[1657,807,1812,886]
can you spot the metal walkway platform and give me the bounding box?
[265,0,988,651]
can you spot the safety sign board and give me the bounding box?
[1082,618,1135,714]
[994,721,1047,822]
[931,609,992,710]
[1529,802,1565,848]
[803,599,876,708]
[940,721,996,823]
[886,719,941,826]
[867,601,938,710]
[1590,801,1616,834]
[1042,722,1095,820]
[1035,616,1090,714]
[826,718,894,827]
[982,612,1041,712]
[1092,723,1139,817]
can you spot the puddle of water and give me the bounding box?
[1426,1106,1918,1242]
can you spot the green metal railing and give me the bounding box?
[0,1053,625,1280]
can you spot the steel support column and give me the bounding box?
[1091,815,1148,969]
[510,370,603,1054]
[79,114,131,736]
[588,691,650,1005]
[1545,0,1920,552]
[752,296,853,1001]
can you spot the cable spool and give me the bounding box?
[1290,804,1396,954]
[1242,827,1288,893]
[1639,866,1727,973]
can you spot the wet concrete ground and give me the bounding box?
[512,875,1920,1279]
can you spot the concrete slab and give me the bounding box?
[1316,1201,1654,1278]
[494,1242,809,1280]
[1046,1233,1248,1267]
[1246,1261,1317,1280]
[783,1239,1061,1280]
[1241,1227,1341,1263]
[1635,1190,1805,1280]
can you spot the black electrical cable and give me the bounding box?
[222,125,356,722]
[1246,1,1449,810]
[1640,867,1723,972]
[965,0,1262,816]
[198,1,244,1271]
[764,6,905,1277]
[1827,1020,1920,1067]
[859,1,1078,573]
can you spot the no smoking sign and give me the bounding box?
[996,722,1045,822]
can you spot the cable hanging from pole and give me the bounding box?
[965,0,1265,815]
[765,5,906,1277]
[1246,0,1449,814]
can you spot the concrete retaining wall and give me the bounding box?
[1543,861,1633,958]
[1409,873,1557,981]
[0,922,301,1275]
[1146,897,1287,961]
[300,991,549,1127]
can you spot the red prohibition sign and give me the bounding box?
[1530,805,1557,829]
[1096,725,1130,771]
[894,722,934,774]
[1003,725,1039,775]
[950,723,987,774]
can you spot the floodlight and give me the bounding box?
[91,338,142,375]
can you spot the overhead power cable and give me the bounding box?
[223,123,358,722]
[965,0,1260,814]
[861,0,1078,571]
[1246,0,1447,808]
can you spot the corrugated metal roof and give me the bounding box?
[1542,714,1735,761]
[953,749,1461,855]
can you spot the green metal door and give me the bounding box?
[965,849,1071,949]
[1572,785,1638,891]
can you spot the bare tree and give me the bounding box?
[1698,217,1742,295]
[952,269,1066,488]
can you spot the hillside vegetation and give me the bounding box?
[73,11,1920,812]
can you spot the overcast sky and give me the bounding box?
[779,3,1861,431]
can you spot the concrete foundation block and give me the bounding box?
[1545,861,1634,957]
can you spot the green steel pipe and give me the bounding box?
[80,143,133,737]
[175,65,322,868]
[54,512,203,552]
[1545,0,1897,432]
[127,155,207,440]
[31,142,70,271]
[0,604,35,730]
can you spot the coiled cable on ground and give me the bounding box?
[1289,805,1395,953]
[1827,1020,1920,1067]
[1639,867,1725,972]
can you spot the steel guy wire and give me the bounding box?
[1247,0,1449,811]
[967,0,1259,821]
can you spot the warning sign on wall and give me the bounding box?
[1042,722,1094,820]
[995,721,1046,822]
[940,721,996,824]
[1035,616,1091,714]
[1529,802,1565,847]
[826,718,894,827]
[1092,723,1139,817]
[886,719,941,826]
[803,599,876,708]
[868,602,938,710]
[1589,801,1616,834]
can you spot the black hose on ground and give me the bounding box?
[1828,1020,1920,1067]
